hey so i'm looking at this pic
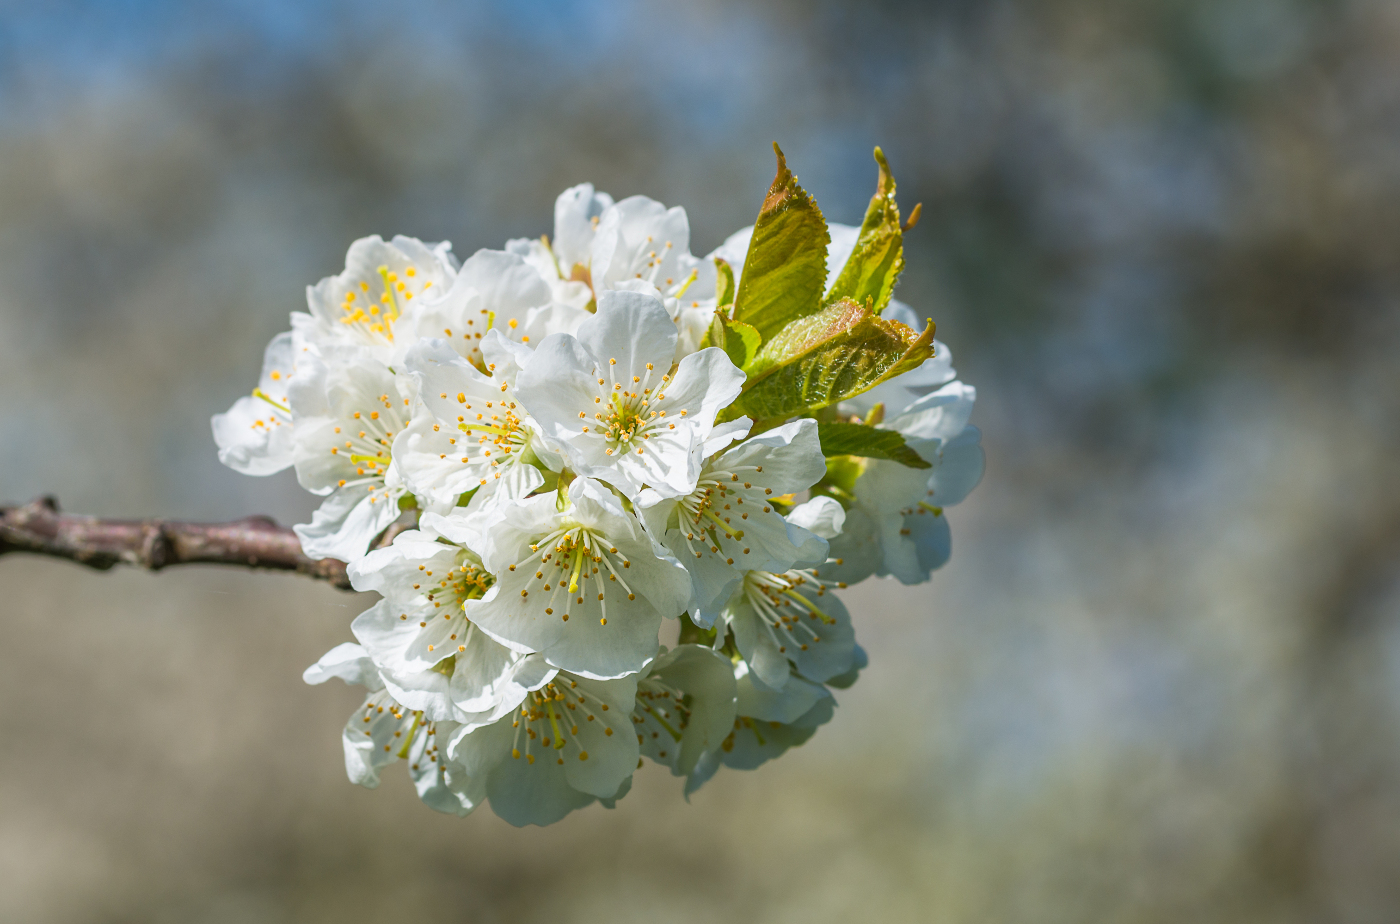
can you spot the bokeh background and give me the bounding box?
[3,1,1400,921]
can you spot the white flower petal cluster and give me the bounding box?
[215,183,981,825]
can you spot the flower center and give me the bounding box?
[457,401,528,459]
[740,568,837,657]
[516,525,637,626]
[589,358,689,457]
[337,264,434,343]
[423,557,494,609]
[670,465,776,561]
[632,677,690,761]
[509,679,604,765]
[359,692,441,765]
[327,394,410,497]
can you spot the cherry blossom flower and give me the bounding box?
[469,477,692,679]
[303,643,482,817]
[346,521,528,726]
[631,645,737,778]
[684,660,835,797]
[848,382,984,584]
[392,334,557,514]
[637,418,828,622]
[516,289,744,500]
[446,656,639,827]
[395,248,590,367]
[211,331,298,476]
[712,498,857,689]
[295,235,458,364]
[287,349,413,562]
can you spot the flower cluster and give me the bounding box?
[214,147,982,825]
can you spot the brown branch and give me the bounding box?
[0,496,385,590]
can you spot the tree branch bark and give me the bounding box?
[0,496,369,590]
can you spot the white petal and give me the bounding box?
[212,331,296,475]
[560,674,640,796]
[726,596,792,689]
[929,426,985,507]
[449,628,524,716]
[886,380,977,441]
[590,196,692,294]
[212,395,294,476]
[786,496,846,540]
[736,661,828,722]
[661,347,746,446]
[702,417,752,457]
[819,507,882,586]
[824,222,860,293]
[553,183,613,272]
[641,646,737,776]
[577,288,678,376]
[303,643,381,689]
[294,483,404,562]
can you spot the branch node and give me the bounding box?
[140,522,173,570]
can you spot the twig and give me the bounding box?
[0,496,397,590]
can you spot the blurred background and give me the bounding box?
[2,0,1399,921]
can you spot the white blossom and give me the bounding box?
[392,334,557,514]
[589,196,713,302]
[714,498,857,690]
[295,235,458,364]
[346,522,532,727]
[637,418,828,622]
[511,187,718,355]
[507,183,613,310]
[469,477,692,680]
[215,171,984,825]
[684,659,835,797]
[303,643,482,817]
[849,381,984,584]
[211,331,298,476]
[631,645,737,777]
[516,289,744,500]
[447,657,638,827]
[287,349,412,562]
[394,248,590,367]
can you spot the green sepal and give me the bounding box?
[826,147,905,315]
[714,256,736,314]
[397,494,419,512]
[730,144,831,343]
[813,455,866,508]
[555,470,576,511]
[817,421,930,469]
[714,316,761,370]
[677,613,718,647]
[721,298,935,422]
[699,257,739,353]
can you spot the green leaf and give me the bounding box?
[723,297,935,422]
[817,422,930,468]
[826,147,904,315]
[731,144,830,342]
